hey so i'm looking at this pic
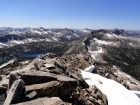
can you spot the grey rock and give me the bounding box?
[0,75,6,81]
[0,86,7,95]
[0,60,15,70]
[0,94,5,105]
[20,71,57,85]
[9,71,25,89]
[66,67,89,88]
[21,71,78,86]
[44,64,55,69]
[25,78,78,97]
[39,67,47,71]
[54,61,66,71]
[25,81,60,97]
[48,67,65,75]
[4,79,25,105]
[26,91,37,100]
[0,77,9,94]
[16,97,63,105]
[135,93,140,98]
[72,86,108,105]
[39,53,56,60]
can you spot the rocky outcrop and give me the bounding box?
[0,86,6,95]
[0,54,110,105]
[96,65,140,91]
[72,86,108,105]
[66,67,89,88]
[0,75,8,95]
[0,94,5,105]
[25,77,78,97]
[25,81,60,98]
[4,79,25,105]
[0,53,140,105]
[57,54,92,69]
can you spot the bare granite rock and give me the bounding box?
[4,79,25,105]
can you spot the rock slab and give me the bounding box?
[4,79,25,105]
[16,97,64,105]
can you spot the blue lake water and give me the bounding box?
[0,52,47,63]
[21,52,47,58]
[0,57,12,62]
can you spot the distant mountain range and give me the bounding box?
[0,27,92,48]
[127,30,140,37]
[0,28,140,105]
[0,27,140,48]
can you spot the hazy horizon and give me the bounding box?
[0,0,140,30]
[1,27,140,31]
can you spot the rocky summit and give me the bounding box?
[0,29,140,105]
[0,53,108,105]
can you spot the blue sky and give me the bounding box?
[0,0,139,30]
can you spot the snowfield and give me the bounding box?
[84,65,95,72]
[94,38,112,45]
[132,91,140,98]
[88,46,104,61]
[105,33,117,38]
[81,66,140,105]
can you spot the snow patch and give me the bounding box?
[81,71,140,105]
[73,33,79,37]
[106,33,114,38]
[29,29,42,35]
[66,36,71,39]
[84,65,95,72]
[131,91,140,98]
[24,38,37,42]
[45,39,51,41]
[43,31,49,34]
[88,47,104,60]
[93,38,113,45]
[52,37,59,41]
[129,43,133,46]
[81,29,91,33]
[0,42,7,46]
[10,40,24,44]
